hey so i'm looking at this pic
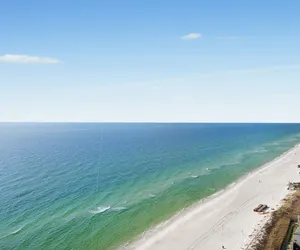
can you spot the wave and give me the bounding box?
[89,205,128,214]
[149,194,156,198]
[89,206,111,214]
[0,226,24,239]
[190,175,199,178]
[110,206,127,211]
[11,227,23,235]
[228,182,236,188]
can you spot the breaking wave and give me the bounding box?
[89,206,128,214]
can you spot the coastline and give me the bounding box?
[123,143,300,250]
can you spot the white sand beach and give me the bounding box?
[125,144,300,250]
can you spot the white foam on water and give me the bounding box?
[11,227,23,235]
[89,205,129,214]
[111,207,128,211]
[0,225,24,239]
[89,206,111,214]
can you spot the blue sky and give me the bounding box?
[1,0,300,122]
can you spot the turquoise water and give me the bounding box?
[1,123,300,249]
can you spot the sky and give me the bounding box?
[0,0,300,122]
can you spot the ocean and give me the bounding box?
[1,123,300,250]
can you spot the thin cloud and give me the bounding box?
[216,36,238,40]
[0,54,61,64]
[181,33,201,40]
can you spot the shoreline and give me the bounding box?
[123,143,300,250]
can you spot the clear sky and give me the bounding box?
[1,0,300,122]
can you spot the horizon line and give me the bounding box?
[1,121,300,124]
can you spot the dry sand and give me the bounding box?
[124,144,300,250]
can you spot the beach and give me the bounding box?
[125,144,300,250]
